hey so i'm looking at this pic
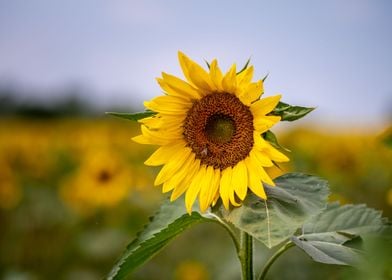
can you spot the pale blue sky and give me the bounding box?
[0,0,391,126]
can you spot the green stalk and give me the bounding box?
[239,231,254,280]
[258,241,295,280]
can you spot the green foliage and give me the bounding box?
[271,101,314,121]
[381,127,392,148]
[215,173,329,248]
[106,111,156,121]
[263,130,290,152]
[301,203,384,243]
[292,203,385,266]
[107,198,211,280]
[291,236,363,266]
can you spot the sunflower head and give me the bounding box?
[133,52,289,213]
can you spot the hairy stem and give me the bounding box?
[207,213,240,253]
[258,241,295,280]
[239,231,254,280]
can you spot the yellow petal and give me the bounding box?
[132,134,152,145]
[249,151,275,186]
[219,167,232,210]
[198,165,217,212]
[154,147,192,186]
[257,165,275,186]
[238,80,263,105]
[231,161,248,201]
[200,168,220,212]
[132,125,180,145]
[250,145,273,167]
[170,159,201,201]
[222,64,237,94]
[264,146,290,163]
[229,189,241,207]
[138,116,163,128]
[250,95,282,117]
[209,59,223,91]
[144,95,192,115]
[139,115,184,130]
[237,65,254,87]
[178,51,193,85]
[142,125,182,145]
[178,51,213,92]
[211,180,221,207]
[254,138,289,163]
[245,156,267,199]
[185,165,207,213]
[145,142,186,166]
[159,72,202,99]
[211,169,221,204]
[188,64,213,92]
[253,116,281,133]
[162,152,196,193]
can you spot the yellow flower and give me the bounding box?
[387,189,392,206]
[60,150,131,215]
[0,161,22,209]
[174,260,209,280]
[134,52,289,213]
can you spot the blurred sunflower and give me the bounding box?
[60,151,131,215]
[134,52,288,213]
[174,260,209,280]
[0,161,22,209]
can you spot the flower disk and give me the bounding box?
[183,92,254,170]
[133,51,289,213]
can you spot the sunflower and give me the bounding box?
[133,52,289,213]
[60,150,131,215]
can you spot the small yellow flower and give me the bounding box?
[134,52,289,213]
[0,161,22,209]
[174,260,209,280]
[60,151,131,215]
[387,189,392,206]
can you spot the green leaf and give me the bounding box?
[291,236,364,265]
[263,130,290,152]
[217,173,329,248]
[106,111,156,121]
[271,101,314,121]
[301,203,384,244]
[292,203,385,266]
[107,198,211,279]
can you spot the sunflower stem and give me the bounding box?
[208,213,240,253]
[258,241,295,280]
[239,231,253,280]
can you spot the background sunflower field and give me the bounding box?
[0,97,391,280]
[1,1,392,279]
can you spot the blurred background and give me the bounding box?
[0,1,391,279]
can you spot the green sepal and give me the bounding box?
[237,58,251,75]
[106,111,156,121]
[204,59,211,69]
[271,101,315,121]
[263,130,290,152]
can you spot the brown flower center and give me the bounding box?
[97,169,112,183]
[183,92,254,170]
[205,114,235,144]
